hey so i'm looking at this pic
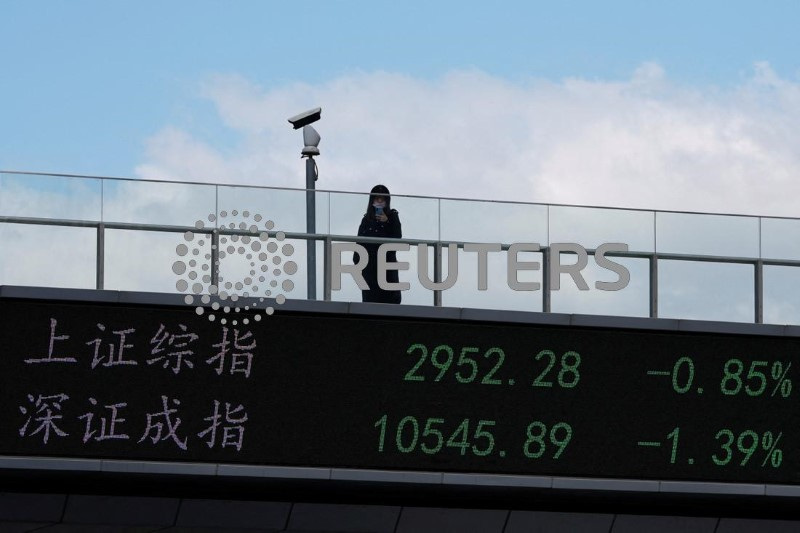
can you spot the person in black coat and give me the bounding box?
[356,184,402,304]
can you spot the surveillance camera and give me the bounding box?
[288,107,321,129]
[303,125,320,147]
[301,125,321,157]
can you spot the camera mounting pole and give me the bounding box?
[288,108,322,300]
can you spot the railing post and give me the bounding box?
[542,246,551,313]
[96,223,105,290]
[755,259,763,324]
[649,254,658,319]
[433,242,443,307]
[324,236,332,301]
[211,229,219,288]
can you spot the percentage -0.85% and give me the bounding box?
[646,357,792,398]
[637,427,784,468]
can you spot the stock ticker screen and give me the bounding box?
[1,295,799,485]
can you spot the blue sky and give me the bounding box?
[3,1,800,214]
[4,1,800,322]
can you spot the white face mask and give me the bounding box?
[372,202,384,208]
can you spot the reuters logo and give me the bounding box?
[173,210,296,324]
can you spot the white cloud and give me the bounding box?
[135,63,800,218]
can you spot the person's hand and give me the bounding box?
[376,212,388,223]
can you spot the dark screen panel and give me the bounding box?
[2,297,799,484]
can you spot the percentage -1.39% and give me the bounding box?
[638,427,783,468]
[647,357,792,398]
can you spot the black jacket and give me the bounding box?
[356,209,402,303]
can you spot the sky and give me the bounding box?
[3,0,800,217]
[0,0,800,322]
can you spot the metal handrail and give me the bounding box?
[1,213,793,323]
[4,169,799,220]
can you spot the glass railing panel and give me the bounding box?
[656,212,759,257]
[550,256,650,317]
[328,192,367,238]
[761,218,800,261]
[217,186,328,235]
[102,179,216,226]
[216,188,326,301]
[440,248,544,312]
[392,195,439,242]
[329,191,439,240]
[763,265,800,325]
[316,191,330,236]
[549,206,654,252]
[440,199,548,244]
[104,229,212,294]
[0,223,96,289]
[326,191,356,236]
[658,260,754,322]
[0,172,101,221]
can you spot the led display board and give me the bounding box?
[2,293,799,485]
